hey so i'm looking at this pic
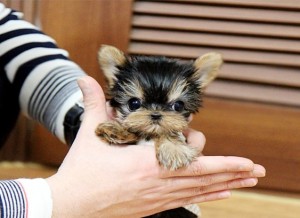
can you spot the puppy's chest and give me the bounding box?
[137,138,155,147]
[136,132,186,147]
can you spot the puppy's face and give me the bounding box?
[99,45,222,137]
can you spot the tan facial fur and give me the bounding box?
[122,109,188,137]
[193,52,223,88]
[98,45,126,88]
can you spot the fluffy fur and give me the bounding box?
[95,45,222,217]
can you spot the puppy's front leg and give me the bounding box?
[95,121,138,144]
[155,135,199,170]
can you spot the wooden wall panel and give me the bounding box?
[28,0,133,165]
[191,98,300,192]
[38,0,133,86]
[0,116,28,161]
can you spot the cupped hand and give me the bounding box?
[47,76,265,218]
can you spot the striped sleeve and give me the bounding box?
[0,3,86,143]
[0,179,52,218]
[0,180,27,218]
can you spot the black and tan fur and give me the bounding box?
[95,45,222,217]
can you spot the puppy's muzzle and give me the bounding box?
[151,112,162,121]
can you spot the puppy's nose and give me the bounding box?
[151,112,162,121]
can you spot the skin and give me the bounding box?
[46,76,266,218]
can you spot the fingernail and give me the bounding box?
[219,190,231,199]
[242,178,258,187]
[77,77,91,94]
[253,165,266,177]
[77,76,87,87]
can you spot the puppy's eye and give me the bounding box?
[128,98,141,111]
[172,101,185,112]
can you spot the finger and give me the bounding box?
[187,114,193,123]
[183,128,206,151]
[162,156,256,178]
[164,164,265,192]
[163,190,231,210]
[166,177,258,202]
[77,76,108,128]
[106,101,116,120]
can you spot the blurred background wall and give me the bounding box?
[1,0,299,194]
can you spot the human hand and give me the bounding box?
[46,76,265,218]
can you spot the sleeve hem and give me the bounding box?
[17,178,53,218]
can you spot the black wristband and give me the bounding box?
[63,104,84,146]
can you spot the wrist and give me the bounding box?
[46,174,85,218]
[46,175,68,218]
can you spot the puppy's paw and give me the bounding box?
[95,121,138,144]
[156,139,199,170]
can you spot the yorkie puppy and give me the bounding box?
[95,45,222,217]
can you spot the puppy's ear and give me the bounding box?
[193,52,223,88]
[98,45,126,88]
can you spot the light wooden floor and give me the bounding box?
[200,190,300,218]
[1,161,300,218]
[0,161,56,179]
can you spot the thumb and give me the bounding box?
[57,77,108,169]
[77,76,108,128]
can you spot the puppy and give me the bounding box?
[96,45,222,217]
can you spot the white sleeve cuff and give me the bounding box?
[17,178,52,218]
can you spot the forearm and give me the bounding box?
[0,3,85,144]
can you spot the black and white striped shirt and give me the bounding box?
[0,3,86,144]
[0,3,87,217]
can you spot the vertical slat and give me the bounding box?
[1,0,37,23]
[1,0,10,6]
[7,0,22,11]
[22,0,36,23]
